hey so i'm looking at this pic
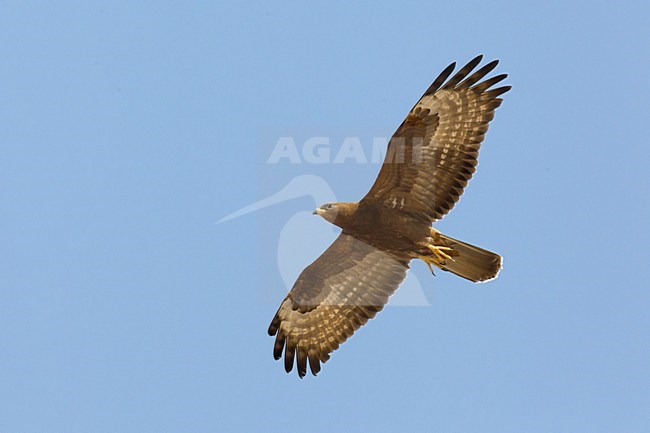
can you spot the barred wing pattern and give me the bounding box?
[362,55,511,221]
[268,234,410,377]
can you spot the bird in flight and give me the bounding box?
[268,55,511,377]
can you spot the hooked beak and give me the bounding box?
[312,209,320,215]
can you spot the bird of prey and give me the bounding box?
[268,55,510,377]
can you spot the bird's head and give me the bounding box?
[313,202,340,223]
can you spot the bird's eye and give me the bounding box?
[327,204,333,209]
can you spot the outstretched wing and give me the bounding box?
[268,233,410,377]
[362,55,511,221]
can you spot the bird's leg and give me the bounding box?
[425,243,454,263]
[416,228,456,273]
[428,227,455,261]
[416,244,454,269]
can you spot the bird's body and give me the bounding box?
[324,201,427,255]
[269,55,511,377]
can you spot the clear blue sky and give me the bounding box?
[1,1,649,432]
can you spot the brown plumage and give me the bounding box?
[269,55,511,377]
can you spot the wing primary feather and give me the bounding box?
[284,340,296,373]
[424,61,456,96]
[268,314,280,336]
[442,54,483,89]
[296,346,308,378]
[308,350,321,376]
[457,59,499,89]
[485,86,512,98]
[319,351,331,363]
[471,73,508,92]
[273,332,285,360]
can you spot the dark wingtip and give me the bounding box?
[308,350,321,376]
[424,61,456,95]
[457,59,501,90]
[268,315,280,336]
[471,73,508,92]
[284,342,295,373]
[488,85,512,98]
[442,55,484,90]
[296,347,308,378]
[273,332,285,360]
[481,59,500,75]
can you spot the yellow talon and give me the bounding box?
[425,244,454,262]
[416,237,456,274]
[416,254,437,274]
